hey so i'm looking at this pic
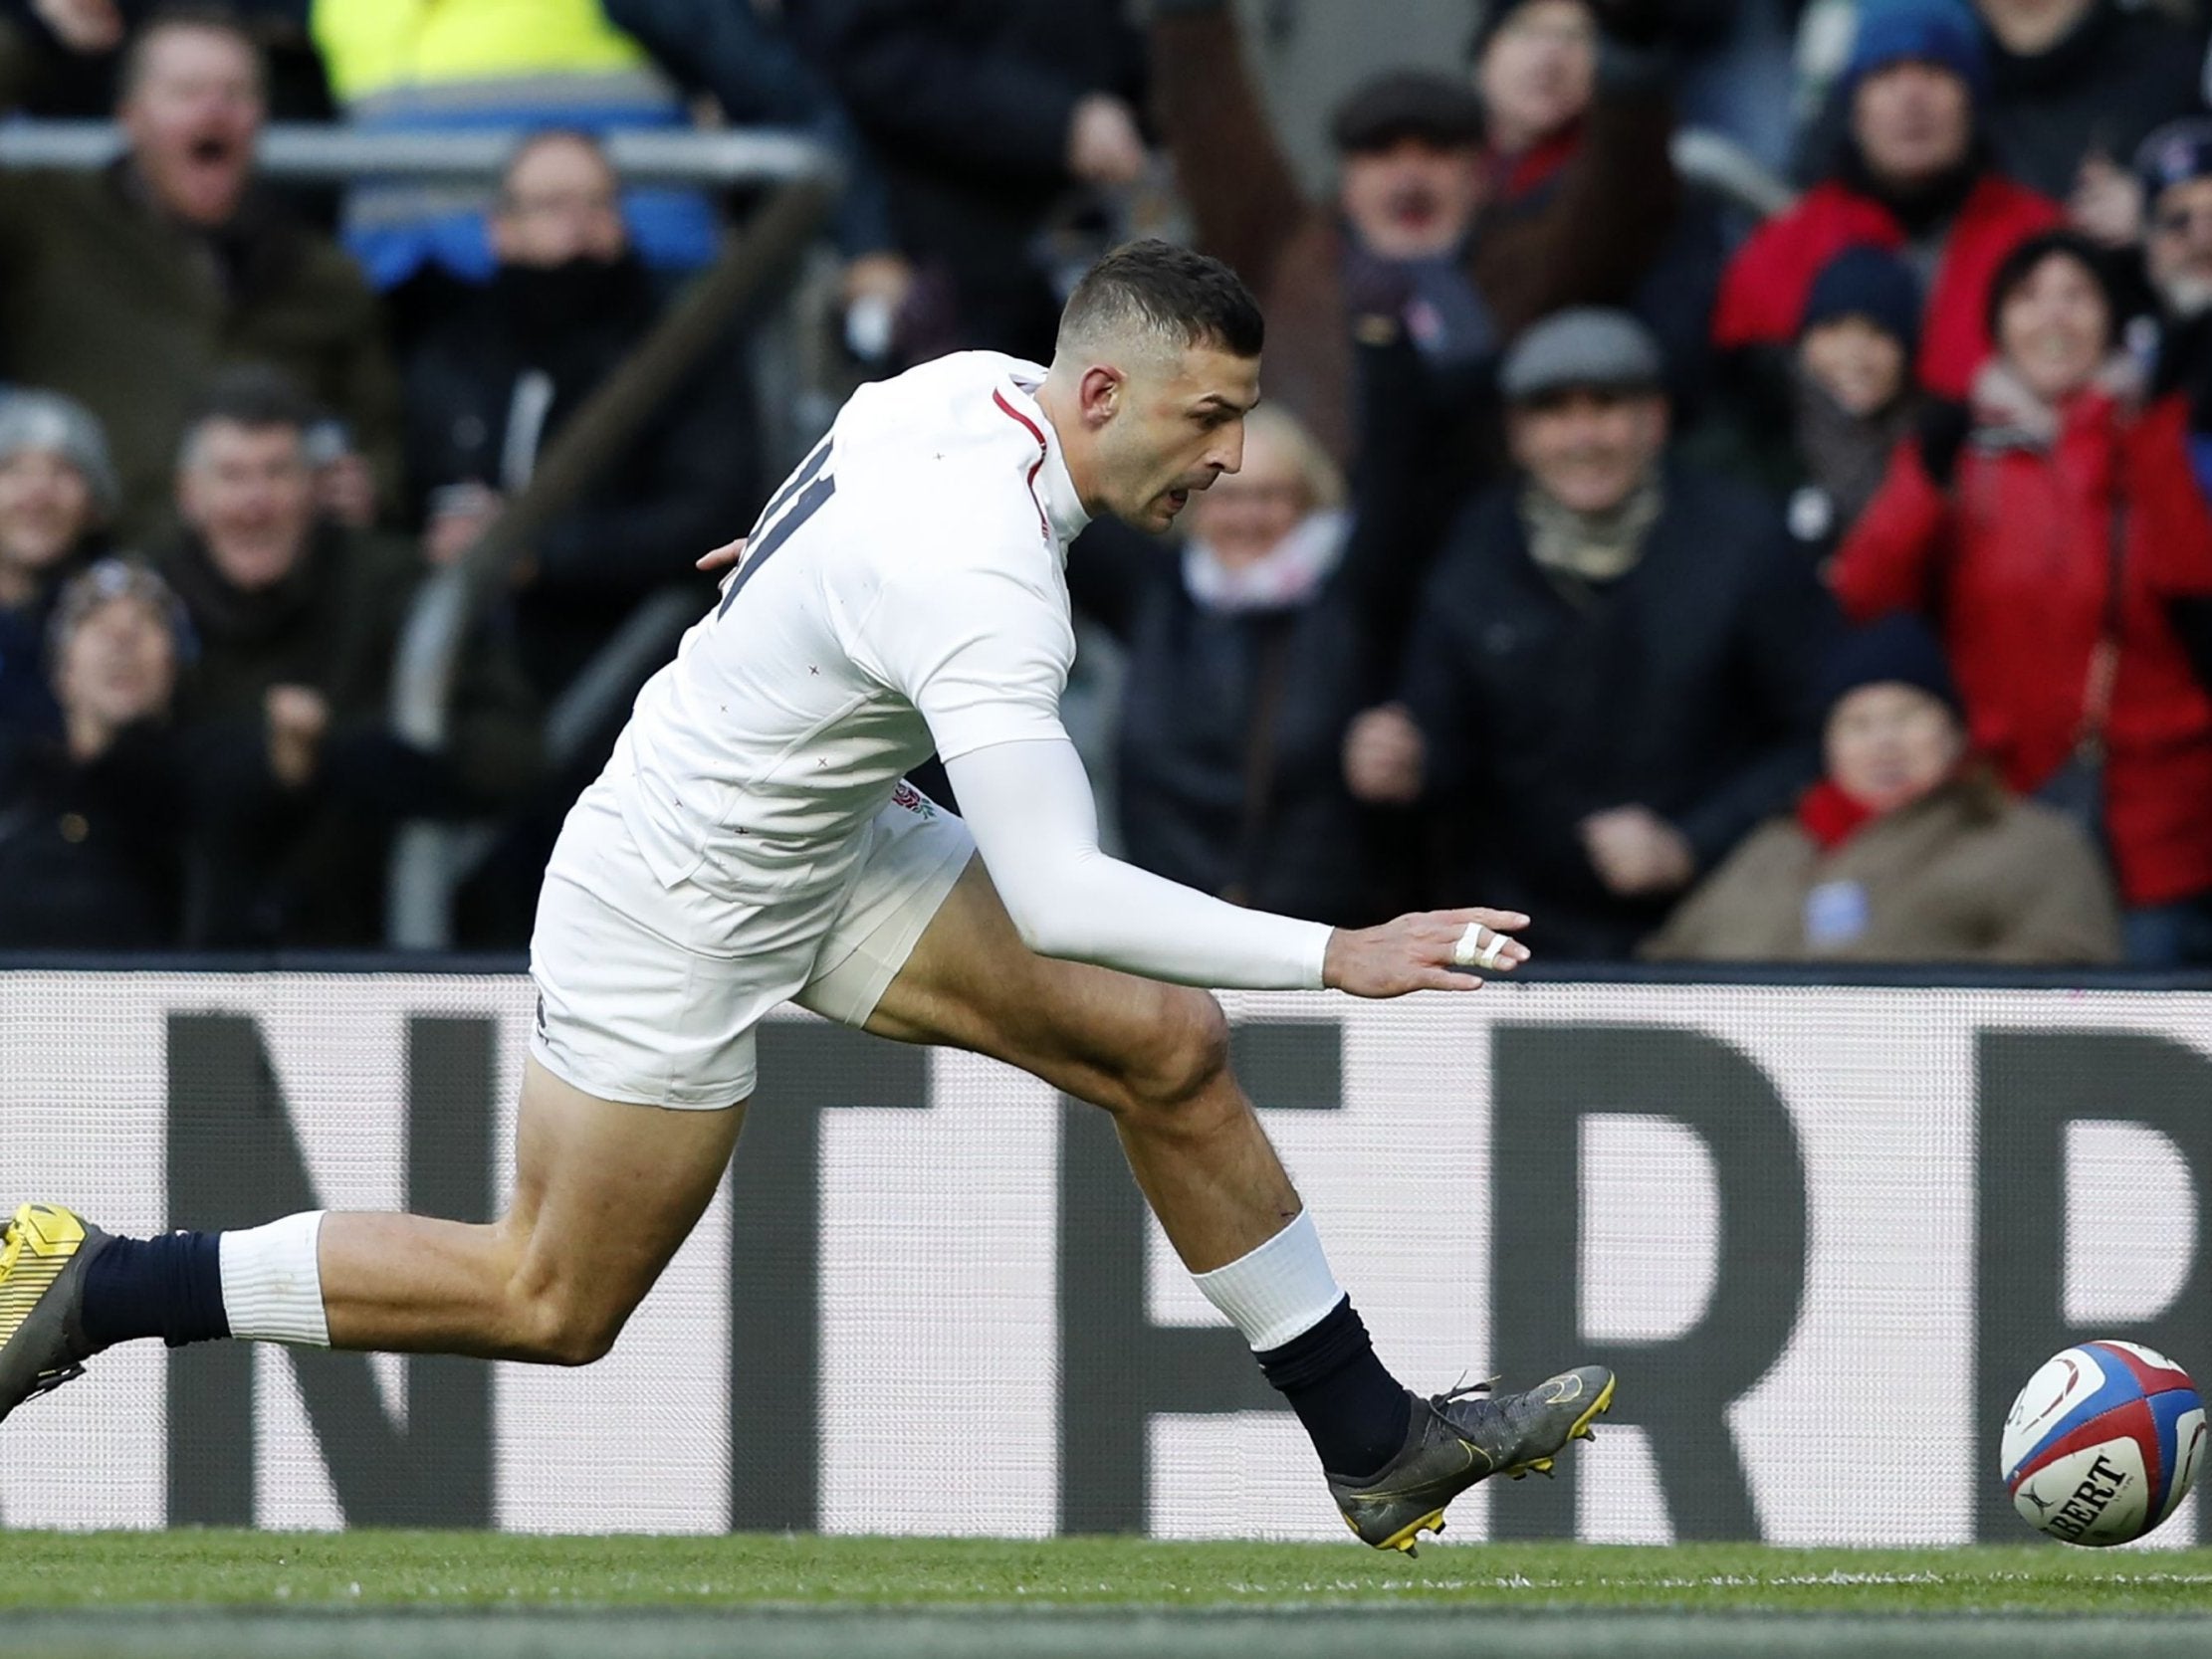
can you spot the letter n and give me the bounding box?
[165,1012,494,1525]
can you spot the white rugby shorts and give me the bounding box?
[529,777,974,1108]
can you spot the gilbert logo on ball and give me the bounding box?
[2002,1341,2206,1547]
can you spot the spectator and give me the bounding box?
[0,558,196,947]
[1151,0,1679,466]
[1784,245,1926,554]
[1794,1,2206,216]
[403,128,758,700]
[1344,309,1834,959]
[793,0,1148,364]
[311,0,706,291]
[1717,0,2060,402]
[0,5,400,540]
[0,391,119,740]
[1976,0,2204,214]
[2133,118,2212,497]
[1643,615,2121,962]
[155,368,540,946]
[1073,406,1386,928]
[1834,230,2212,962]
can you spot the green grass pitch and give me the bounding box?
[6,1531,2212,1612]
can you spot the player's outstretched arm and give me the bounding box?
[944,737,1528,995]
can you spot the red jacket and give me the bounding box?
[1831,393,2212,906]
[1713,175,2060,399]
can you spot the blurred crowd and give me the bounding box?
[3,0,2211,969]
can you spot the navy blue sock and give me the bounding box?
[79,1232,229,1351]
[1255,1297,1412,1479]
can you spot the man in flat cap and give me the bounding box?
[1146,0,1679,468]
[1344,308,1837,958]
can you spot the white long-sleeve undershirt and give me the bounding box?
[943,737,1333,991]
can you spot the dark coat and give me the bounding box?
[0,727,188,948]
[1073,520,1392,929]
[793,0,1145,359]
[0,166,402,541]
[402,258,756,695]
[1399,465,1837,959]
[1981,1,2205,202]
[157,523,541,945]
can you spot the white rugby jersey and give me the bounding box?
[611,351,1090,900]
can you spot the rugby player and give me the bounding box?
[0,241,1609,1552]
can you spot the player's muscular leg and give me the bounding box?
[317,1057,744,1362]
[861,858,1299,1271]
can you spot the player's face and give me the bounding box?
[1099,343,1262,534]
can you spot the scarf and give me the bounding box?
[1969,352,2143,454]
[1181,510,1350,615]
[1797,778,1880,851]
[1519,475,1663,585]
[1791,367,1918,531]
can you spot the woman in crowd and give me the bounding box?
[1643,615,2119,963]
[1832,230,2212,962]
[0,391,119,742]
[1072,405,1391,927]
[0,560,196,948]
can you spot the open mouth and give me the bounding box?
[187,133,240,169]
[1165,488,1191,514]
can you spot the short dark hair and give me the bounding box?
[118,4,266,103]
[1056,240,1265,361]
[179,364,323,466]
[1984,229,2124,350]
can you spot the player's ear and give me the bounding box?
[1077,364,1124,430]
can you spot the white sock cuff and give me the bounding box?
[1192,1209,1345,1352]
[219,1211,332,1348]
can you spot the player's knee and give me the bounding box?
[505,1275,631,1367]
[1115,987,1231,1120]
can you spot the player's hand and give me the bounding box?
[1580,805,1694,897]
[1067,94,1148,187]
[1322,907,1531,998]
[696,535,747,574]
[1343,704,1425,804]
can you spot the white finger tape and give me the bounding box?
[1452,923,1510,970]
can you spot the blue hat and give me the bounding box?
[1801,245,1922,354]
[1819,615,1960,717]
[2136,117,2212,211]
[1844,0,1990,105]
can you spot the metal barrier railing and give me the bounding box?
[0,118,834,187]
[0,116,842,947]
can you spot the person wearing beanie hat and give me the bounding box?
[1149,0,1678,464]
[1786,245,1925,550]
[1643,612,2121,963]
[0,389,119,747]
[1714,0,2059,406]
[2134,119,2212,504]
[0,556,200,949]
[1832,213,2212,961]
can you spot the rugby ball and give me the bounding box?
[2002,1341,2206,1547]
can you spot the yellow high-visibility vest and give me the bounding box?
[312,0,654,108]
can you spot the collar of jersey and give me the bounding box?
[1005,374,1092,546]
